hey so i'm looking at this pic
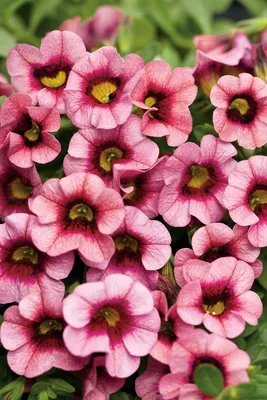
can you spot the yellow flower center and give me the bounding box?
[99,147,123,172]
[187,165,210,189]
[7,178,32,200]
[145,96,156,108]
[122,181,137,200]
[202,301,225,316]
[40,70,67,88]
[91,81,118,104]
[69,203,93,222]
[98,307,120,328]
[12,246,38,264]
[39,319,63,335]
[114,235,138,253]
[228,98,249,116]
[249,189,267,211]
[24,121,40,143]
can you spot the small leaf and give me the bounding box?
[193,363,224,397]
[47,378,75,396]
[0,28,16,57]
[38,391,49,400]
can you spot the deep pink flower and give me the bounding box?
[86,206,171,290]
[63,115,159,187]
[0,276,87,377]
[159,329,250,400]
[159,135,237,227]
[7,30,86,114]
[0,73,13,97]
[64,46,144,129]
[223,155,267,247]
[131,60,197,146]
[177,257,262,338]
[174,223,262,287]
[0,93,61,168]
[211,73,267,149]
[0,150,41,221]
[63,274,161,378]
[31,172,125,265]
[0,213,74,304]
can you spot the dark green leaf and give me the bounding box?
[29,0,63,33]
[46,378,75,396]
[193,363,224,397]
[110,392,135,400]
[247,344,267,363]
[180,0,212,33]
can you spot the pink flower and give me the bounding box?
[113,156,167,218]
[0,93,61,168]
[0,150,41,221]
[64,46,144,129]
[0,213,74,303]
[211,73,267,149]
[0,276,87,377]
[177,257,262,338]
[63,274,161,378]
[31,172,125,265]
[63,115,159,187]
[131,60,197,146]
[7,30,86,114]
[81,356,125,400]
[59,6,124,50]
[159,329,250,400]
[159,135,237,227]
[86,206,171,289]
[223,155,267,247]
[174,223,262,287]
[0,73,13,97]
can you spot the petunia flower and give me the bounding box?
[131,60,197,146]
[31,172,125,265]
[63,115,159,187]
[159,329,250,400]
[158,135,237,227]
[177,257,262,338]
[0,213,74,304]
[6,30,86,113]
[211,73,267,149]
[0,93,61,168]
[0,73,13,97]
[64,46,144,129]
[63,274,161,378]
[0,276,87,377]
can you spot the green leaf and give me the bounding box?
[237,0,267,17]
[160,43,180,69]
[117,17,155,54]
[217,383,258,399]
[46,378,75,396]
[193,363,224,397]
[29,0,63,33]
[180,0,212,33]
[31,383,50,395]
[258,247,267,289]
[38,391,49,400]
[0,28,16,57]
[110,392,135,400]
[247,344,267,363]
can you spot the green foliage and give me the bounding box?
[0,377,25,400]
[193,363,224,397]
[110,392,135,400]
[28,378,75,400]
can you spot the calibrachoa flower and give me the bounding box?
[159,329,250,400]
[0,150,41,221]
[0,213,74,303]
[63,274,161,378]
[63,115,159,187]
[0,93,61,168]
[86,206,172,289]
[31,172,125,265]
[177,257,262,338]
[131,60,197,146]
[0,276,87,377]
[7,30,86,113]
[174,223,262,287]
[0,73,13,97]
[64,46,144,129]
[223,155,267,247]
[211,73,267,149]
[159,135,237,227]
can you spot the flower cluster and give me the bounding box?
[1,6,267,400]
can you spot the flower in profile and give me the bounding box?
[7,30,86,113]
[1,276,87,377]
[211,73,267,149]
[0,213,74,303]
[63,115,159,187]
[86,206,171,289]
[31,172,125,265]
[223,155,267,247]
[174,222,262,287]
[0,73,13,97]
[177,257,262,338]
[63,274,161,378]
[64,46,144,129]
[159,135,237,227]
[0,150,41,221]
[131,60,197,146]
[0,93,61,168]
[159,329,250,399]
